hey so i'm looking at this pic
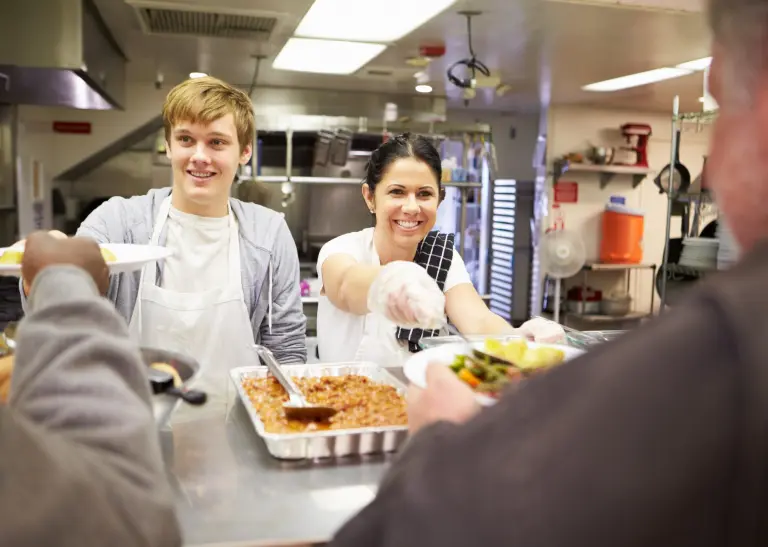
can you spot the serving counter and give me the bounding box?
[162,370,409,547]
[163,332,627,546]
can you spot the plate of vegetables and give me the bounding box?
[404,338,585,405]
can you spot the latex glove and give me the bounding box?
[517,317,566,344]
[367,261,445,329]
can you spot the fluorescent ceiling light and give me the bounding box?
[582,56,712,92]
[415,84,433,93]
[294,0,457,43]
[189,72,207,78]
[676,57,712,71]
[273,38,386,75]
[582,67,693,92]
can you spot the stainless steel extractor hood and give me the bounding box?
[0,0,126,110]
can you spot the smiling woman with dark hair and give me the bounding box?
[316,133,563,366]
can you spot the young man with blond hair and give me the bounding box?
[29,76,306,414]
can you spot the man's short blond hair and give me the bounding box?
[162,76,255,152]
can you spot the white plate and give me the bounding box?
[0,243,174,277]
[403,341,586,406]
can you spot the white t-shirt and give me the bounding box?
[162,206,231,293]
[316,228,472,364]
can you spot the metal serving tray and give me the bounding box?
[230,362,409,460]
[566,330,628,349]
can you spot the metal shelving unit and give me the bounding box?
[566,262,656,323]
[659,97,719,310]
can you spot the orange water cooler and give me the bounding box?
[600,196,644,264]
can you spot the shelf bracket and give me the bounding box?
[631,174,646,188]
[599,172,614,189]
[552,160,565,183]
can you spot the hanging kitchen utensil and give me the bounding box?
[330,129,353,166]
[681,202,690,239]
[313,130,335,167]
[654,129,691,194]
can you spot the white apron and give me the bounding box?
[129,197,255,420]
[353,313,411,367]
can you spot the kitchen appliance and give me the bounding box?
[566,286,602,315]
[620,124,652,167]
[540,229,587,323]
[0,0,126,109]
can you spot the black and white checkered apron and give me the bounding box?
[395,231,455,353]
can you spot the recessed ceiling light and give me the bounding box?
[676,57,712,71]
[273,38,386,75]
[295,0,457,43]
[189,72,207,79]
[582,67,693,92]
[415,84,433,93]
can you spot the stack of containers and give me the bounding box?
[716,218,739,270]
[600,196,645,264]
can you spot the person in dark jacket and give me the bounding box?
[329,1,768,545]
[0,232,181,547]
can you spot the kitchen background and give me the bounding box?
[0,0,716,338]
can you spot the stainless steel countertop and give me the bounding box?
[162,369,408,547]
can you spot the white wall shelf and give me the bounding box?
[553,160,655,189]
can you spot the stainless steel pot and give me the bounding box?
[588,146,615,165]
[601,295,632,316]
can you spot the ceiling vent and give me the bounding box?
[358,66,421,81]
[366,69,395,78]
[132,5,279,41]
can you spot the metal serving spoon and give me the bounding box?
[254,345,337,422]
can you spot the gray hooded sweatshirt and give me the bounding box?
[25,187,307,364]
[2,265,181,546]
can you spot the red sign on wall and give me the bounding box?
[52,121,92,134]
[554,181,578,204]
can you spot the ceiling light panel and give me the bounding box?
[582,67,693,92]
[675,57,712,71]
[273,38,386,75]
[294,0,457,43]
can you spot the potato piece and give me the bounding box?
[500,339,528,364]
[0,249,23,265]
[100,247,117,263]
[150,362,182,387]
[0,354,13,383]
[518,347,565,371]
[484,338,503,355]
[0,378,9,404]
[0,354,14,404]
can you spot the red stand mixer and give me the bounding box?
[620,124,652,167]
